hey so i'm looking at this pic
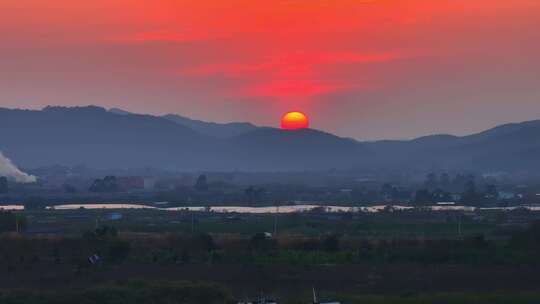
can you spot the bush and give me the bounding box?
[322,234,340,252]
[249,233,277,253]
[0,280,233,304]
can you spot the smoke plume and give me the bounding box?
[0,152,37,183]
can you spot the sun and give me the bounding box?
[281,111,309,130]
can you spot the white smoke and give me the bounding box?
[0,151,37,183]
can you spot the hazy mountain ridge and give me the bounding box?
[365,119,540,171]
[1,105,539,172]
[0,106,217,170]
[108,107,258,138]
[0,106,362,171]
[163,114,258,139]
[226,127,367,170]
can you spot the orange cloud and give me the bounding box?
[181,51,400,98]
[183,52,400,77]
[243,79,359,98]
[2,0,539,138]
[108,30,221,43]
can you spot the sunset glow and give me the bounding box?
[281,112,310,130]
[1,0,539,139]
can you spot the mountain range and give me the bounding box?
[1,105,539,173]
[109,108,258,139]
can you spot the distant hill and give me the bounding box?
[163,114,258,139]
[1,105,540,172]
[365,120,540,171]
[0,106,215,170]
[226,127,367,170]
[0,106,365,171]
[108,108,133,116]
[108,108,258,138]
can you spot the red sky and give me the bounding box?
[1,0,539,139]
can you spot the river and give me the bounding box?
[0,203,538,213]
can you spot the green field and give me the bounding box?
[21,208,503,239]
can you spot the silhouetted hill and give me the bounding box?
[227,128,367,170]
[0,106,365,171]
[448,120,540,170]
[108,108,133,116]
[0,106,217,170]
[365,120,540,171]
[1,106,540,172]
[108,108,258,138]
[163,114,258,138]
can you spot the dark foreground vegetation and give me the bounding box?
[2,282,540,304]
[2,220,540,268]
[2,209,540,302]
[0,281,231,304]
[1,222,540,302]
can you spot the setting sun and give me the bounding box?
[281,111,310,130]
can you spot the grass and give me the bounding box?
[23,209,499,239]
[285,292,540,304]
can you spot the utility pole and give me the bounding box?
[273,204,279,236]
[457,215,462,239]
[191,211,195,234]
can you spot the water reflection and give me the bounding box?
[0,203,538,213]
[0,205,24,211]
[45,203,540,213]
[47,204,155,210]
